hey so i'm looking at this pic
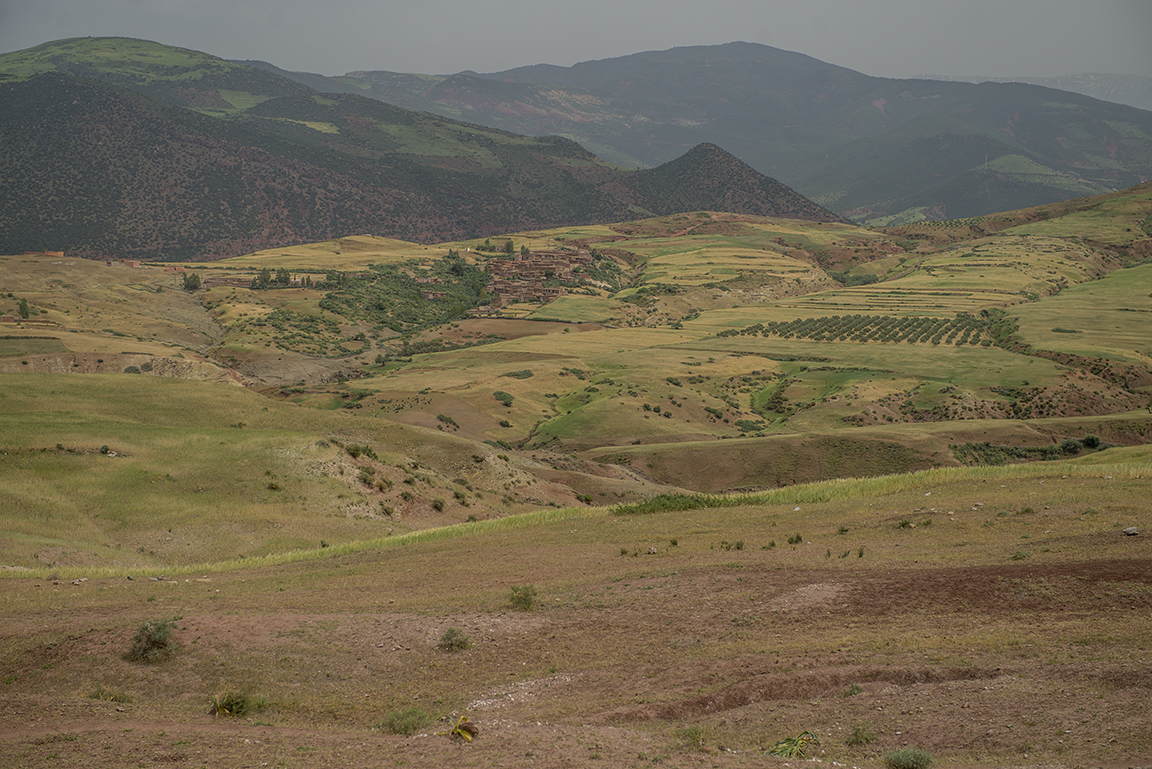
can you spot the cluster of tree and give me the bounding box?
[474,239,516,254]
[318,258,492,334]
[249,268,347,290]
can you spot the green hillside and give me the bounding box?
[0,38,837,261]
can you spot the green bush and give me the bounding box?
[509,584,537,611]
[380,706,434,735]
[125,618,178,662]
[438,627,471,651]
[884,746,933,769]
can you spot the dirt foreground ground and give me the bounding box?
[2,473,1151,769]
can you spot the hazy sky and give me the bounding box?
[1,0,1149,79]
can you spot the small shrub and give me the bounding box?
[509,584,537,611]
[438,627,471,651]
[1011,550,1029,560]
[847,723,875,746]
[126,618,178,662]
[884,746,933,769]
[431,498,445,512]
[210,691,267,718]
[768,731,819,758]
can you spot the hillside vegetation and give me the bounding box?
[1,183,1152,767]
[0,38,837,260]
[2,181,1151,557]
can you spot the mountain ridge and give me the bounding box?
[332,41,1152,223]
[0,38,839,260]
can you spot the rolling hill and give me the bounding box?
[1,184,1151,769]
[0,38,839,261]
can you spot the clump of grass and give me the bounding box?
[787,533,803,545]
[675,724,707,750]
[380,706,434,735]
[884,746,933,769]
[209,691,268,718]
[125,618,179,663]
[509,584,537,611]
[438,627,471,651]
[90,685,133,703]
[847,723,875,746]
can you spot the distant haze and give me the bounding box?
[1,0,1149,80]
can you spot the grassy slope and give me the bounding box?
[2,190,1152,768]
[2,186,1151,567]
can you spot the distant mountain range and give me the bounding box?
[0,38,838,261]
[242,41,1152,225]
[918,73,1152,113]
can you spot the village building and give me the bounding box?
[480,248,593,305]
